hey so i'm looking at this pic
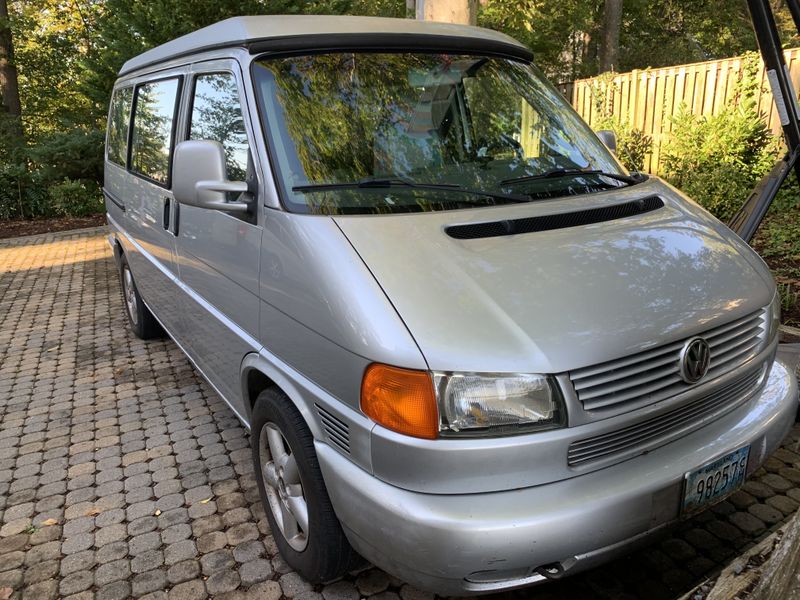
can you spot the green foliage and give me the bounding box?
[614,128,652,172]
[27,127,105,182]
[588,72,653,171]
[0,167,50,220]
[752,201,800,325]
[479,0,600,81]
[47,179,103,217]
[660,55,779,221]
[755,206,800,263]
[778,281,799,319]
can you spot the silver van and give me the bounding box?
[104,15,798,595]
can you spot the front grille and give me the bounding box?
[568,365,765,466]
[315,404,350,454]
[569,308,767,413]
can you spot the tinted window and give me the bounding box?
[189,73,249,181]
[107,87,133,166]
[131,78,180,184]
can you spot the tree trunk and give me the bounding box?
[417,0,477,25]
[599,0,622,72]
[0,0,22,134]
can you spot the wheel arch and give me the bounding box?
[240,352,325,439]
[111,235,124,265]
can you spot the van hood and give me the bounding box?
[333,179,775,374]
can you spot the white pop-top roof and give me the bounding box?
[119,15,528,76]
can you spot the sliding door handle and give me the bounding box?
[172,200,180,236]
[162,197,171,230]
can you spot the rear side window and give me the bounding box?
[189,73,249,181]
[131,78,181,184]
[107,87,133,166]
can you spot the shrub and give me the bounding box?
[27,127,105,184]
[614,128,653,172]
[47,179,103,217]
[589,72,653,172]
[660,54,780,221]
[0,166,51,220]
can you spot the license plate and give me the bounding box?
[681,446,750,515]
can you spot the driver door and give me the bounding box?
[174,59,263,418]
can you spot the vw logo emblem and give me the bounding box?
[680,337,711,384]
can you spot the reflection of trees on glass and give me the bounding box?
[254,53,623,215]
[108,87,133,166]
[131,79,179,183]
[190,74,249,181]
[259,54,464,186]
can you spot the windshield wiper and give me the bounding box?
[501,168,642,186]
[292,177,530,204]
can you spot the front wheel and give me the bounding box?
[118,253,163,340]
[251,388,361,582]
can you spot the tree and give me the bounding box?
[0,0,22,136]
[599,0,622,72]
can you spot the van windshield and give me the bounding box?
[253,53,629,215]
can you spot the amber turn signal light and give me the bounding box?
[361,363,438,440]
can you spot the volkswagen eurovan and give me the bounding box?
[104,16,799,594]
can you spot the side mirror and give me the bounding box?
[596,129,617,154]
[173,140,250,213]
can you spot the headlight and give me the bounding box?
[768,291,781,343]
[433,372,565,436]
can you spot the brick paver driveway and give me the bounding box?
[1,226,799,600]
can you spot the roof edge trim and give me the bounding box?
[248,33,534,61]
[118,32,532,77]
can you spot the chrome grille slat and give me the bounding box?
[569,372,759,455]
[569,308,766,413]
[706,348,761,381]
[571,339,685,380]
[707,322,763,348]
[568,368,764,465]
[577,364,680,400]
[581,376,684,410]
[711,333,763,360]
[572,352,679,390]
[704,312,760,339]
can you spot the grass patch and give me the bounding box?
[751,205,800,327]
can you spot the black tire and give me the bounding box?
[251,388,361,583]
[118,253,163,340]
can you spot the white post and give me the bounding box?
[416,0,477,25]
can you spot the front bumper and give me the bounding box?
[316,358,798,595]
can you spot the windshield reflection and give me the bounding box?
[253,52,626,214]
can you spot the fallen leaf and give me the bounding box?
[0,586,13,600]
[40,518,58,526]
[199,498,212,504]
[154,509,162,516]
[85,507,101,517]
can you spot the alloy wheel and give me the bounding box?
[122,265,138,326]
[259,422,309,551]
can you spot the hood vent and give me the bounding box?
[445,196,664,240]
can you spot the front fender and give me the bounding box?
[239,349,375,475]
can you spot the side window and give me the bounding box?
[130,78,181,184]
[189,73,249,181]
[107,87,133,167]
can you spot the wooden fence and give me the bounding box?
[559,48,800,173]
